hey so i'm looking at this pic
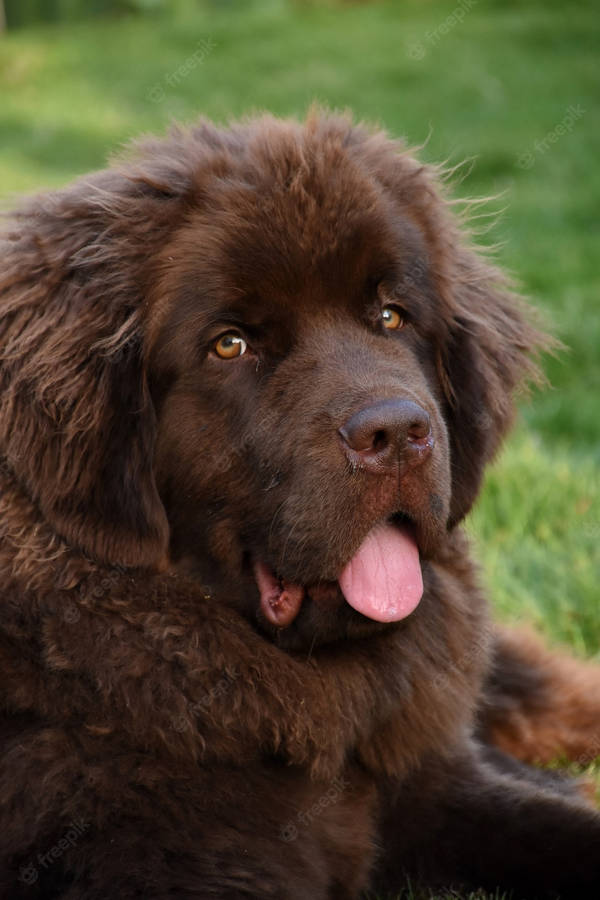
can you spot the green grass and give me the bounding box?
[469,430,600,658]
[0,2,598,895]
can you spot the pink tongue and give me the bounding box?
[339,523,423,623]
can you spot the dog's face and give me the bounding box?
[0,113,543,647]
[148,156,453,646]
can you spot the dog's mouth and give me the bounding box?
[253,518,423,629]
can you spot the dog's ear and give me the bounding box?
[0,150,192,567]
[438,247,549,526]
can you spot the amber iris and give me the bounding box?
[382,306,405,330]
[214,333,248,359]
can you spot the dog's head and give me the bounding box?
[0,113,545,646]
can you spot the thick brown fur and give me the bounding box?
[1,111,599,899]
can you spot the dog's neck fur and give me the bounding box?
[0,462,490,783]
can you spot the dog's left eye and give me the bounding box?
[382,306,406,330]
[214,333,248,359]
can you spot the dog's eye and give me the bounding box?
[382,306,406,331]
[214,333,248,360]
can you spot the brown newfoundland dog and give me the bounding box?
[1,111,600,899]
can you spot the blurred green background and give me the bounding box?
[0,3,598,660]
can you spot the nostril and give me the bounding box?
[407,417,431,443]
[338,423,388,454]
[372,429,388,452]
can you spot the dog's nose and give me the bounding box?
[338,399,433,473]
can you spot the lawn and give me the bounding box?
[1,0,598,894]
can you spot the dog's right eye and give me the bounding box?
[213,333,248,360]
[382,306,406,331]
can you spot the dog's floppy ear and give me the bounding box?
[438,246,549,526]
[0,150,192,567]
